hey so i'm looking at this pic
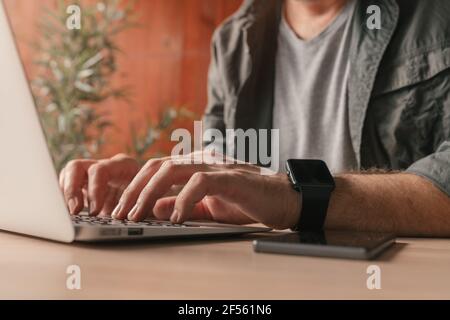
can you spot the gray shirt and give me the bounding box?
[273,1,357,174]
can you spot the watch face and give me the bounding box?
[286,159,335,187]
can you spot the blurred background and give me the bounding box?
[4,0,241,171]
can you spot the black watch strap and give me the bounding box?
[286,159,335,232]
[292,186,332,232]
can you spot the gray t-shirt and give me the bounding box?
[273,1,357,174]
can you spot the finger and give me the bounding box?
[172,172,233,223]
[107,153,141,187]
[87,156,139,215]
[63,160,96,215]
[153,196,210,221]
[128,162,213,222]
[87,161,112,215]
[82,187,89,210]
[59,167,66,191]
[153,196,177,220]
[99,187,120,217]
[112,157,171,220]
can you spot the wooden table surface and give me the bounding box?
[0,230,449,300]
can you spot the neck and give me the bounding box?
[284,0,350,40]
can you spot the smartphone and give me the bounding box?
[253,231,395,260]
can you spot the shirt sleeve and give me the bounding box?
[202,29,226,153]
[406,140,450,197]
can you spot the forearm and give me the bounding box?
[325,173,450,237]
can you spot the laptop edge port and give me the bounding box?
[128,228,144,236]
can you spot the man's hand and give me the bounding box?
[111,152,301,230]
[59,154,140,216]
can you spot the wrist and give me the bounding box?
[278,175,302,230]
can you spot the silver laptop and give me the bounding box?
[0,1,270,243]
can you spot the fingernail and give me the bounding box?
[68,198,77,214]
[127,205,138,220]
[111,204,122,218]
[170,209,179,223]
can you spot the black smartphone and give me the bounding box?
[253,231,396,260]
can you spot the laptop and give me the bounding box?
[0,1,270,243]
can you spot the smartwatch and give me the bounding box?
[285,159,335,231]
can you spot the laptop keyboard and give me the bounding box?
[71,215,191,228]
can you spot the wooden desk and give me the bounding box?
[0,230,449,299]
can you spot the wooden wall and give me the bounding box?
[4,0,242,157]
